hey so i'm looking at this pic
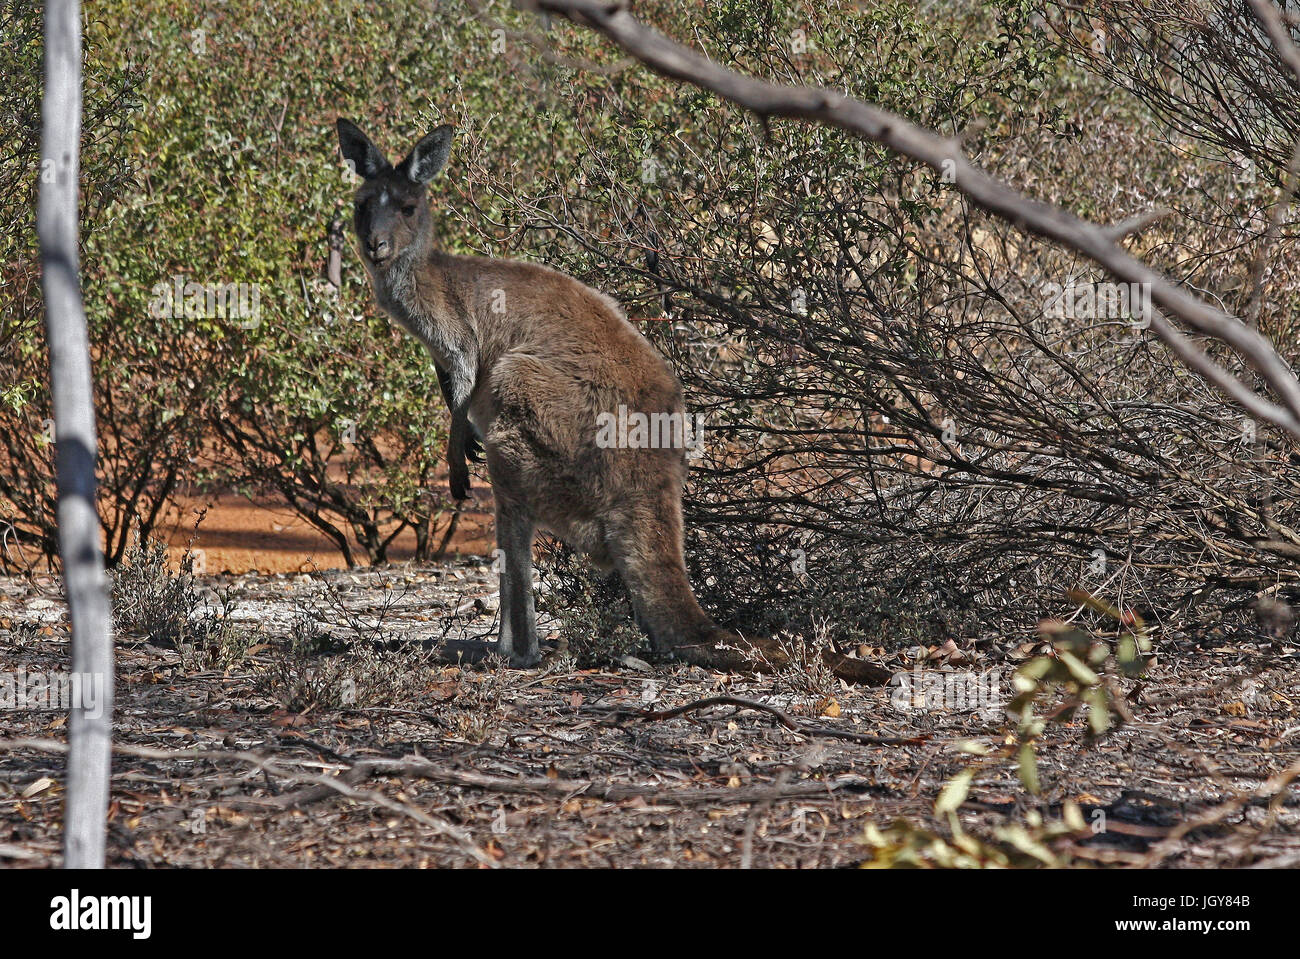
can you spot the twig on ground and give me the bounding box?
[0,737,495,867]
[740,768,790,869]
[615,694,931,746]
[1137,755,1300,866]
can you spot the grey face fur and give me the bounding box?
[337,117,481,506]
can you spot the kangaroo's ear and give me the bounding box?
[337,118,389,180]
[399,125,454,184]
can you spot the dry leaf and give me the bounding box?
[428,680,458,702]
[22,777,56,798]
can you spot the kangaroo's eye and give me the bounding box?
[401,204,416,217]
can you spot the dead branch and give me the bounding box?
[525,0,1300,439]
[621,694,928,746]
[1137,755,1300,866]
[0,737,496,867]
[0,737,874,814]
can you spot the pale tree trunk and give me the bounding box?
[39,0,114,869]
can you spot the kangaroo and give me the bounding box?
[336,118,886,684]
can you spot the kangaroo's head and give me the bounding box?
[336,118,453,268]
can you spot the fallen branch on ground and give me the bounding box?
[616,695,929,746]
[0,737,495,867]
[0,737,876,816]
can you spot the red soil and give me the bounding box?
[158,481,496,575]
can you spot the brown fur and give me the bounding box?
[336,118,886,684]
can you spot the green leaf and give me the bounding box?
[1085,686,1111,735]
[1016,742,1040,795]
[1058,649,1100,686]
[935,768,976,815]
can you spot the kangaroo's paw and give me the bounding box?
[449,463,471,500]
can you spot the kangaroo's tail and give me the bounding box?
[608,501,888,685]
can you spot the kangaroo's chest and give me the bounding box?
[370,265,456,366]
[370,265,419,331]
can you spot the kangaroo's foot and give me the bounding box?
[668,634,766,673]
[496,634,541,668]
[820,649,893,685]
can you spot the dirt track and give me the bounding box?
[157,489,497,575]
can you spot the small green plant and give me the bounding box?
[860,757,1093,868]
[111,534,199,646]
[261,603,443,714]
[770,617,838,704]
[859,806,1089,869]
[112,533,255,671]
[446,657,515,743]
[175,589,256,673]
[1006,588,1152,794]
[538,544,645,668]
[286,610,346,658]
[858,588,1151,867]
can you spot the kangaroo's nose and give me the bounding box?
[367,237,391,261]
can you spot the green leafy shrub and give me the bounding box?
[0,1,152,569]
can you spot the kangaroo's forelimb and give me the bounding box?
[434,360,483,500]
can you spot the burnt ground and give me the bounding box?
[0,560,1298,869]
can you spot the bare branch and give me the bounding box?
[1244,2,1300,326]
[526,0,1300,438]
[1101,207,1174,242]
[1248,0,1300,88]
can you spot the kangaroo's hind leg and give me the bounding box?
[494,499,539,666]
